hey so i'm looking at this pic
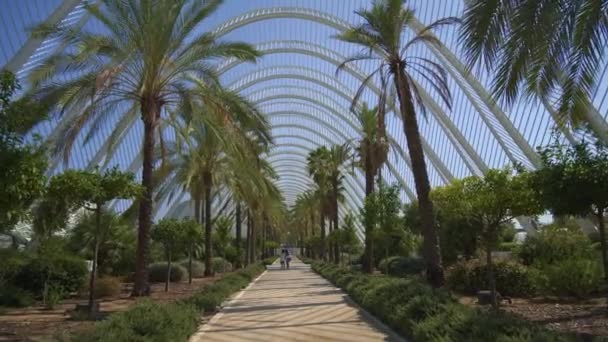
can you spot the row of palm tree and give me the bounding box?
[27,0,606,293]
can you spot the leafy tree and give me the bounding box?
[337,0,458,287]
[213,216,233,273]
[45,168,141,312]
[0,71,47,232]
[460,0,608,127]
[327,144,350,263]
[151,219,185,292]
[339,213,362,265]
[31,0,260,296]
[434,169,542,309]
[307,146,332,260]
[180,219,202,284]
[532,140,608,287]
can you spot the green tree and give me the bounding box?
[434,169,542,309]
[354,103,388,273]
[0,71,47,232]
[151,218,184,292]
[460,0,608,127]
[180,219,202,285]
[337,0,458,287]
[532,140,608,288]
[328,144,350,264]
[213,216,233,273]
[46,168,141,313]
[31,0,260,296]
[340,213,362,265]
[307,147,332,260]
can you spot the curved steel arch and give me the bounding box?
[228,65,453,183]
[221,40,487,175]
[211,6,544,167]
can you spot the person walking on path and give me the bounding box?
[283,248,292,269]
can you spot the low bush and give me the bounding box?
[447,259,537,297]
[148,263,186,283]
[262,257,277,266]
[537,258,603,298]
[71,263,266,341]
[378,256,425,277]
[15,254,88,298]
[94,277,122,298]
[0,285,34,307]
[77,300,198,342]
[212,257,232,273]
[311,261,571,341]
[178,259,205,278]
[517,226,593,266]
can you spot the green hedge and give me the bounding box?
[73,263,266,341]
[311,261,574,341]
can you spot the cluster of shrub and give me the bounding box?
[446,225,604,299]
[309,261,578,341]
[0,244,236,309]
[68,262,267,341]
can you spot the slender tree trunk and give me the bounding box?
[88,206,102,313]
[486,241,498,310]
[246,210,251,265]
[251,217,257,262]
[194,194,201,224]
[188,244,193,285]
[133,98,161,296]
[320,210,326,261]
[203,172,213,277]
[394,65,444,287]
[333,179,340,264]
[235,202,242,268]
[363,153,375,273]
[165,250,172,292]
[328,219,334,263]
[596,209,608,289]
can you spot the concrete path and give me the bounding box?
[189,258,403,342]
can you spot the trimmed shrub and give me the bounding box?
[379,256,425,277]
[178,259,205,278]
[212,257,232,273]
[447,259,536,297]
[311,261,570,341]
[94,277,122,298]
[262,257,277,266]
[538,258,603,298]
[148,263,186,283]
[15,254,88,297]
[77,301,198,342]
[0,285,34,307]
[71,263,266,341]
[517,226,593,266]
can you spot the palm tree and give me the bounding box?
[355,103,389,273]
[328,144,350,263]
[30,0,260,296]
[307,147,332,260]
[460,0,608,126]
[337,0,457,287]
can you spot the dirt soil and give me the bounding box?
[459,295,608,338]
[0,277,219,342]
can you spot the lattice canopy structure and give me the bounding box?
[2,0,608,235]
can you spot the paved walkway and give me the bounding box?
[189,258,403,342]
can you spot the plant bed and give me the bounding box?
[310,261,580,341]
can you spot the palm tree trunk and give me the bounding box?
[203,172,213,277]
[595,208,608,302]
[235,201,242,269]
[133,97,161,297]
[320,210,326,261]
[363,151,375,274]
[188,244,193,284]
[246,209,252,265]
[194,194,201,225]
[250,215,257,262]
[328,219,333,262]
[333,178,340,264]
[165,250,171,292]
[88,205,102,313]
[394,66,444,288]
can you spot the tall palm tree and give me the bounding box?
[460,0,608,126]
[307,147,332,260]
[354,103,388,272]
[328,144,350,263]
[30,0,260,296]
[337,0,457,287]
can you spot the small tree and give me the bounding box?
[340,213,362,265]
[181,219,202,285]
[46,167,141,313]
[151,218,184,292]
[533,140,608,291]
[213,216,233,273]
[434,169,541,309]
